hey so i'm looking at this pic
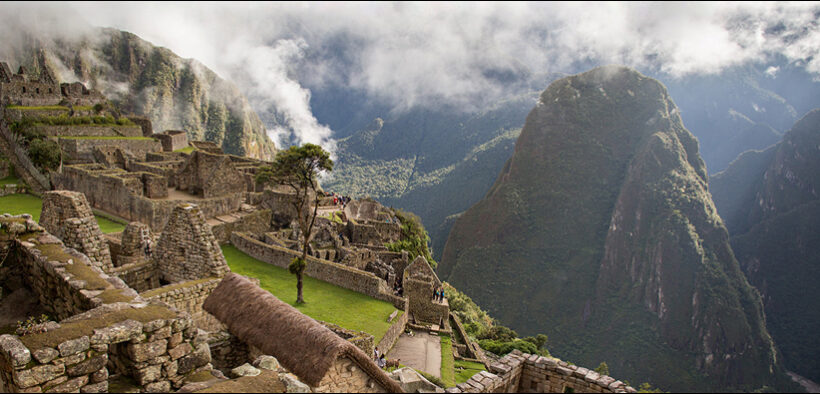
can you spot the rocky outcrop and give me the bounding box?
[440,66,785,391]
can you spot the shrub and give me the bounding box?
[477,338,538,356]
[28,138,61,170]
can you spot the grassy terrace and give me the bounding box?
[455,359,486,384]
[441,334,456,387]
[0,175,20,186]
[174,146,195,153]
[0,193,126,233]
[221,244,400,343]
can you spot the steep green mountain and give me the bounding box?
[324,90,548,259]
[2,29,277,159]
[711,109,820,382]
[439,66,788,391]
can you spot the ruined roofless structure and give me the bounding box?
[0,60,104,107]
[203,273,404,393]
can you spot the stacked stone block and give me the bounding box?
[38,191,113,272]
[117,222,153,267]
[0,306,210,393]
[156,130,188,152]
[444,350,636,394]
[154,204,229,283]
[312,357,387,393]
[142,278,225,331]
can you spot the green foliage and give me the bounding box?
[454,360,486,384]
[477,338,538,356]
[27,139,60,171]
[477,325,518,342]
[385,208,436,268]
[637,382,664,393]
[16,314,52,336]
[594,362,610,376]
[440,334,455,387]
[93,103,105,114]
[288,257,306,275]
[442,282,493,337]
[417,370,446,389]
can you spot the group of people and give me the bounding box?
[374,348,387,369]
[432,287,445,303]
[392,278,404,297]
[325,191,351,207]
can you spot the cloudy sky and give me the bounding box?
[3,2,819,147]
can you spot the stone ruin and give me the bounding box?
[0,61,104,107]
[153,204,229,284]
[38,191,113,272]
[155,130,188,153]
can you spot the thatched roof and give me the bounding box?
[203,273,404,392]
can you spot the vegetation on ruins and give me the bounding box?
[256,143,333,304]
[221,245,398,342]
[385,208,437,268]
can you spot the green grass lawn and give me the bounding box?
[0,193,125,233]
[440,334,456,387]
[221,244,400,343]
[173,146,195,153]
[0,175,21,186]
[454,359,486,384]
[6,105,70,111]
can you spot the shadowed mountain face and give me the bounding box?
[440,66,786,392]
[1,28,277,159]
[711,109,820,383]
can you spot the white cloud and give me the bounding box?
[2,2,818,145]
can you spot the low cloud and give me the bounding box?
[2,2,818,147]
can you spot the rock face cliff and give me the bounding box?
[711,109,820,382]
[3,29,277,159]
[440,66,784,391]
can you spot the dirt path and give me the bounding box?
[388,331,442,378]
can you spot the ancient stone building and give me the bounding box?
[0,62,61,106]
[176,150,247,198]
[156,130,188,152]
[154,203,230,284]
[0,214,212,393]
[404,257,449,326]
[38,190,113,272]
[203,273,405,393]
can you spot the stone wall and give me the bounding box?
[210,209,272,244]
[156,130,188,152]
[0,184,25,197]
[127,116,153,137]
[376,309,408,355]
[116,222,154,267]
[0,157,9,179]
[34,124,143,138]
[444,350,636,394]
[109,260,160,293]
[1,214,138,321]
[53,164,242,230]
[154,204,229,284]
[129,160,185,188]
[0,303,209,393]
[312,356,388,393]
[58,138,162,164]
[406,277,449,326]
[141,278,225,332]
[177,150,247,198]
[230,232,388,300]
[38,191,113,272]
[320,322,375,357]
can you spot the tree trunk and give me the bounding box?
[296,270,304,304]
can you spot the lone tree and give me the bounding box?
[256,143,333,304]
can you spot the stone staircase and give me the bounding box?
[0,117,50,193]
